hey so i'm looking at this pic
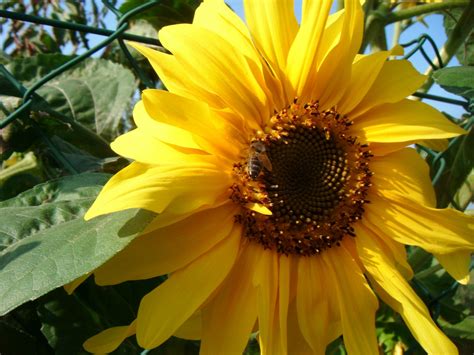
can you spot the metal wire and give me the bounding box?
[416,144,446,186]
[401,33,444,70]
[0,0,161,129]
[0,9,160,46]
[417,115,473,188]
[412,92,469,111]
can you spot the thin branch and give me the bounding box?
[385,0,469,24]
[391,20,402,49]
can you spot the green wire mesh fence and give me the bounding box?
[0,0,472,327]
[0,0,161,130]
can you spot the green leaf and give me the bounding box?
[35,57,137,141]
[375,302,422,354]
[0,73,23,97]
[434,125,474,208]
[37,286,140,355]
[0,173,43,201]
[48,136,103,173]
[0,97,41,159]
[4,53,73,92]
[4,54,137,141]
[37,276,195,355]
[119,0,200,29]
[243,334,260,355]
[0,51,9,65]
[451,169,474,211]
[1,55,116,159]
[38,293,96,355]
[432,67,474,100]
[45,136,129,175]
[441,316,474,340]
[0,173,155,316]
[0,172,109,208]
[0,301,53,355]
[325,337,347,355]
[443,7,474,66]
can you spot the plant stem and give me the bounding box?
[391,19,402,49]
[415,263,443,279]
[385,0,469,24]
[362,2,390,53]
[418,2,474,93]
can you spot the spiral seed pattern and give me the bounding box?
[231,100,373,256]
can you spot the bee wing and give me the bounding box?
[260,153,273,172]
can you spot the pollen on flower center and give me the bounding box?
[231,100,373,256]
[266,125,349,220]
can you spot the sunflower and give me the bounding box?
[82,0,473,353]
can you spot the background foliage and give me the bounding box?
[0,0,472,354]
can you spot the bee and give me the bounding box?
[247,141,273,179]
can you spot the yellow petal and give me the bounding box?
[435,251,471,285]
[286,0,332,96]
[111,128,207,166]
[297,8,344,105]
[278,255,291,353]
[316,9,344,69]
[94,203,237,285]
[159,24,270,126]
[368,141,415,156]
[85,160,231,220]
[419,138,449,152]
[374,229,414,280]
[355,224,458,355]
[142,199,229,233]
[352,99,465,143]
[323,245,379,355]
[364,193,474,255]
[142,89,241,160]
[136,224,241,349]
[390,44,404,56]
[350,60,426,118]
[371,148,436,206]
[194,0,256,61]
[201,243,259,355]
[243,0,297,73]
[63,273,89,295]
[287,301,313,354]
[296,256,330,354]
[83,321,136,354]
[173,310,202,340]
[252,245,280,355]
[131,41,248,116]
[247,202,272,215]
[128,42,201,101]
[346,0,364,61]
[195,0,286,111]
[338,51,390,114]
[312,0,364,109]
[174,310,202,340]
[133,100,203,151]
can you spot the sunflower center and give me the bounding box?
[231,100,373,256]
[265,126,349,221]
